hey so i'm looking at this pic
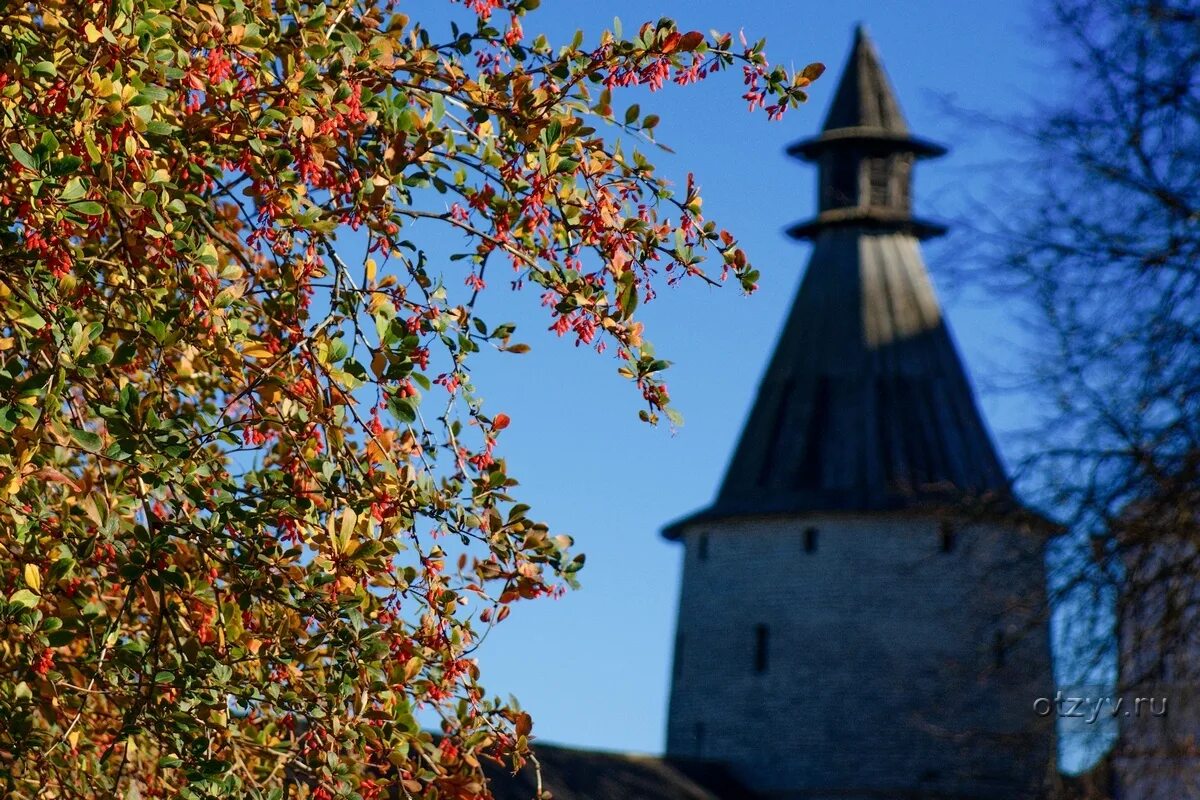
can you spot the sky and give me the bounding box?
[399,0,1096,768]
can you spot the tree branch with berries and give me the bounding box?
[0,1,822,797]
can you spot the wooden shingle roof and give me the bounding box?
[484,745,756,800]
[665,28,1019,539]
[787,25,946,161]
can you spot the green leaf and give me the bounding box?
[386,395,417,424]
[60,177,87,201]
[327,337,349,362]
[71,201,105,216]
[625,104,640,125]
[31,61,57,77]
[83,134,102,164]
[37,131,60,157]
[137,84,171,103]
[145,120,179,137]
[8,143,37,172]
[86,345,114,365]
[70,427,103,451]
[14,305,46,330]
[8,589,40,610]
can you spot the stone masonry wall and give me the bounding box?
[665,512,1055,799]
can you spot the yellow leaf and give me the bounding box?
[81,493,104,526]
[368,291,391,314]
[365,258,377,284]
[23,564,40,593]
[338,508,357,553]
[3,475,22,497]
[176,353,195,379]
[242,343,274,360]
[366,428,395,465]
[84,21,102,43]
[219,346,241,370]
[258,381,282,405]
[325,512,339,554]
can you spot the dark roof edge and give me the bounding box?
[662,494,1064,540]
[786,211,948,241]
[787,127,947,160]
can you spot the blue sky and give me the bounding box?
[404,0,1087,765]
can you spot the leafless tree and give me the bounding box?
[971,0,1199,794]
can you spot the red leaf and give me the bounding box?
[33,467,82,492]
[677,31,705,52]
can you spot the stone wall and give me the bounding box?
[665,511,1056,799]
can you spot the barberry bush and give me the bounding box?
[0,1,821,797]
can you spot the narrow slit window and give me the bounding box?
[939,522,956,554]
[868,156,890,206]
[754,624,770,674]
[673,634,685,679]
[993,631,1006,668]
[694,722,706,756]
[697,533,709,562]
[804,527,819,554]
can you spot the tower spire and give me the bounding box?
[786,26,947,241]
[664,27,1013,539]
[822,24,909,134]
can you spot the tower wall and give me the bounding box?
[665,513,1055,799]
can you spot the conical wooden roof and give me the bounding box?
[664,29,1014,538]
[823,23,910,133]
[787,25,947,161]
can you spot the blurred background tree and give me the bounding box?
[976,0,1199,791]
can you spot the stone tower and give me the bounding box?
[663,27,1056,800]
